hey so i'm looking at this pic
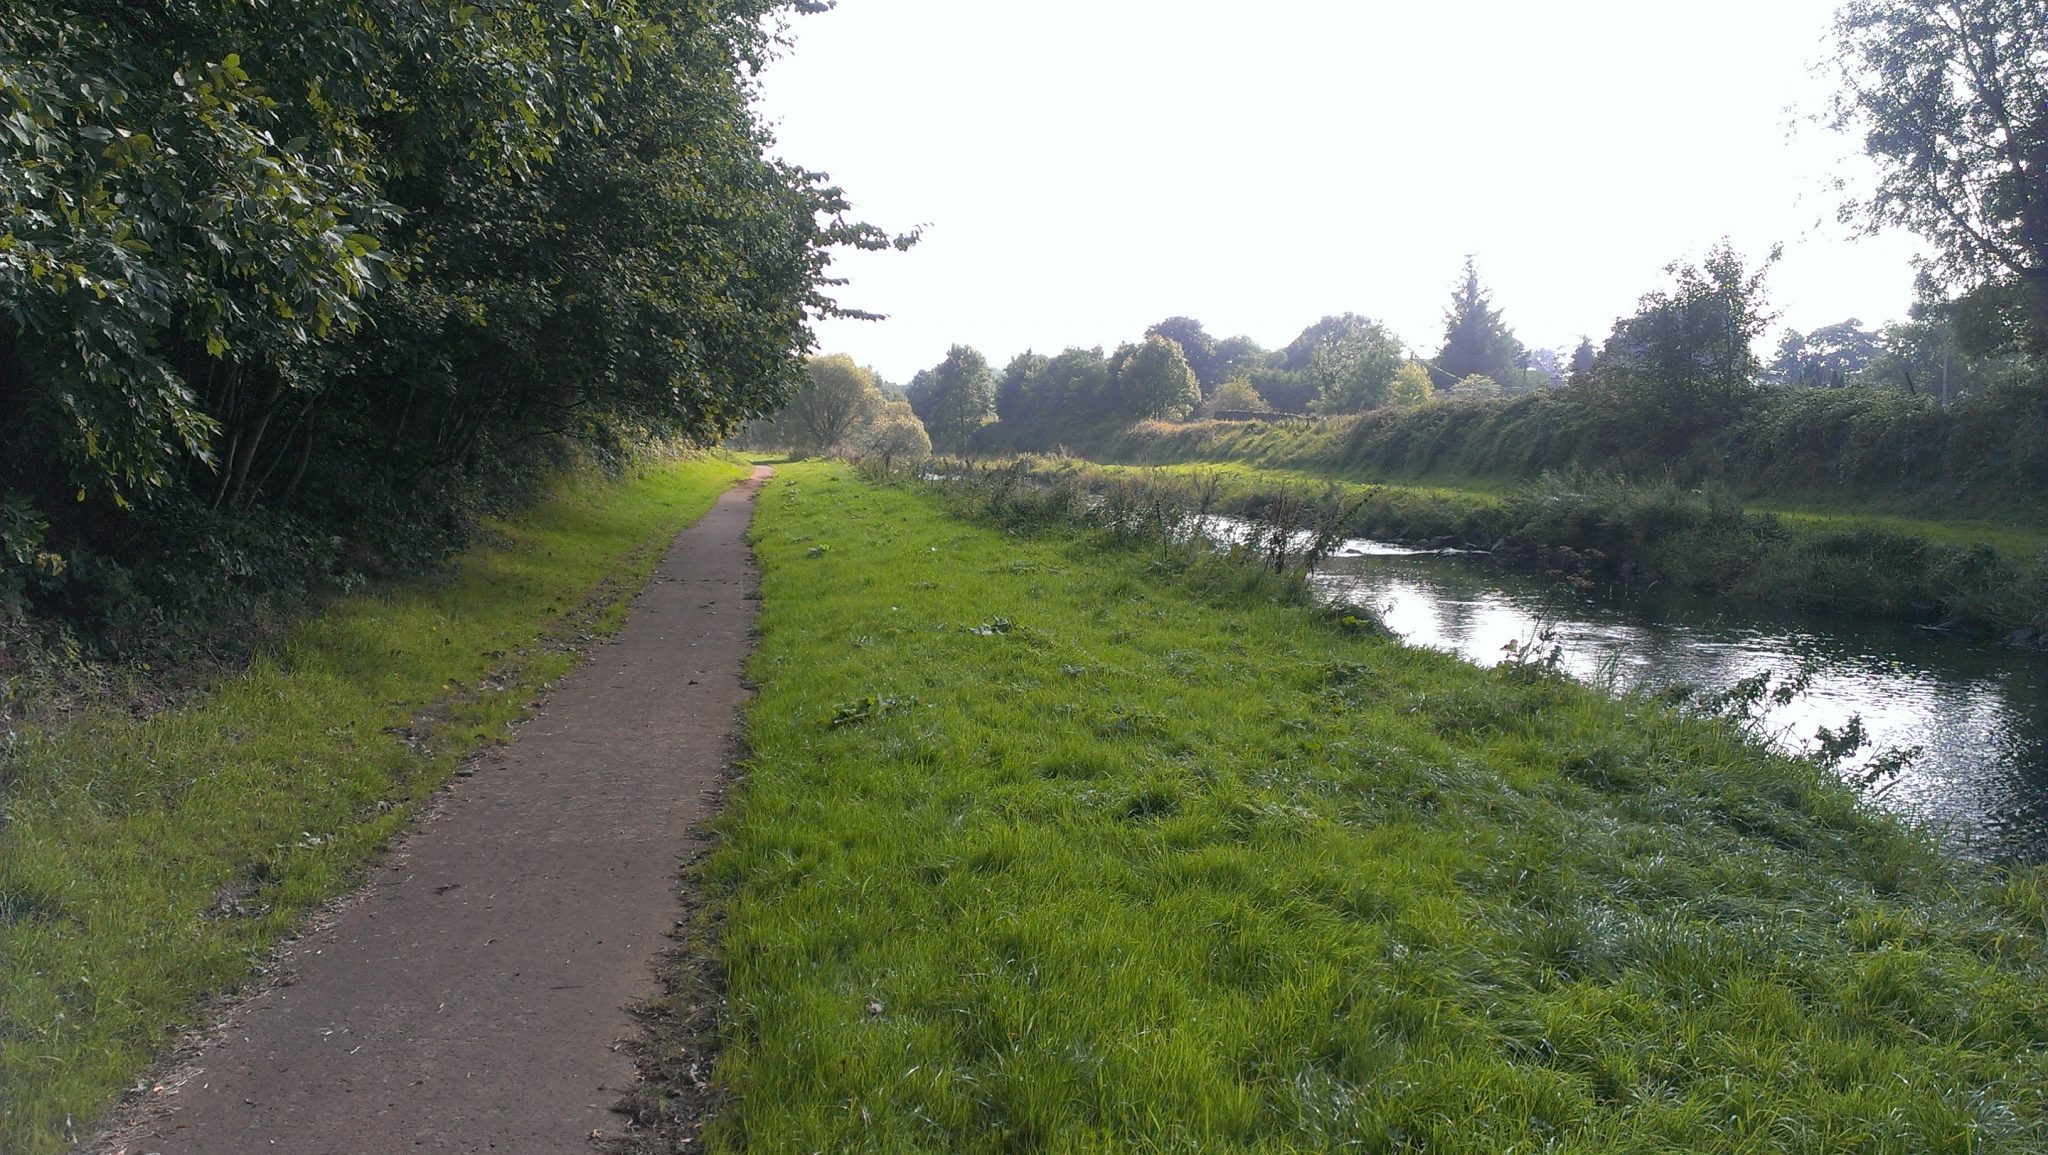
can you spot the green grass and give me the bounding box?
[0,454,749,1153]
[693,461,2048,1153]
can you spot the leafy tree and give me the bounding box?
[1433,258,1524,386]
[1281,314,1367,370]
[908,345,996,453]
[1861,280,2029,400]
[854,400,932,470]
[0,0,904,634]
[781,355,884,450]
[1769,320,1881,387]
[1829,0,2048,349]
[1388,361,1435,407]
[1298,316,1407,415]
[1201,377,1273,417]
[996,351,1050,423]
[1211,334,1270,383]
[1592,241,1779,444]
[1450,374,1503,398]
[1144,317,1224,391]
[1109,336,1201,421]
[1034,346,1114,419]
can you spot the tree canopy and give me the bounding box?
[1111,336,1202,421]
[1,0,901,631]
[781,356,886,450]
[1769,320,1881,387]
[1830,0,2048,348]
[1591,241,1778,445]
[1296,315,1407,415]
[1144,317,1226,392]
[908,345,996,453]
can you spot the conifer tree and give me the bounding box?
[1433,258,1524,386]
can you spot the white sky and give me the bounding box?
[755,0,1928,383]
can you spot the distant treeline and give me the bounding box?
[0,2,888,656]
[910,242,2045,513]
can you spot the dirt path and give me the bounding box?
[103,465,773,1154]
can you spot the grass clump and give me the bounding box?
[695,461,2048,1153]
[0,454,749,1154]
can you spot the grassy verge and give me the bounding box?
[1019,457,2048,637]
[0,454,749,1154]
[684,461,2048,1152]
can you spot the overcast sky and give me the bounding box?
[754,0,1928,383]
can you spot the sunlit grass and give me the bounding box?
[698,461,2048,1153]
[0,455,749,1154]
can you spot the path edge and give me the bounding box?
[84,465,770,1155]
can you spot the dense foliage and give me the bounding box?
[0,0,895,652]
[1831,0,2048,349]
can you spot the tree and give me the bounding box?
[1860,278,2028,400]
[1592,240,1779,443]
[1299,315,1407,415]
[1144,317,1228,391]
[995,351,1050,423]
[1829,0,2048,349]
[1434,258,1524,386]
[1568,337,1598,383]
[0,0,906,622]
[854,400,932,470]
[1201,377,1272,416]
[1768,320,1881,387]
[781,355,883,449]
[1388,361,1434,407]
[1212,334,1270,384]
[907,345,995,453]
[1034,346,1114,420]
[1108,335,1201,421]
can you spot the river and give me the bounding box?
[1304,537,2048,863]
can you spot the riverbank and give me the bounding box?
[1090,378,2048,521]
[0,455,750,1155]
[679,461,2048,1152]
[1011,456,2048,640]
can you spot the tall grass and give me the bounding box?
[0,455,750,1154]
[682,461,2048,1153]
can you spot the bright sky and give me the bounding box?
[755,0,1928,384]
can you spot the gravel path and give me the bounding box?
[105,465,772,1154]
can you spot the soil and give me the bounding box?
[93,465,773,1154]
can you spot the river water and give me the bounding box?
[1301,537,2048,863]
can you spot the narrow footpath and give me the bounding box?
[104,465,773,1154]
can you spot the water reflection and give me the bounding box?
[1308,543,2048,863]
